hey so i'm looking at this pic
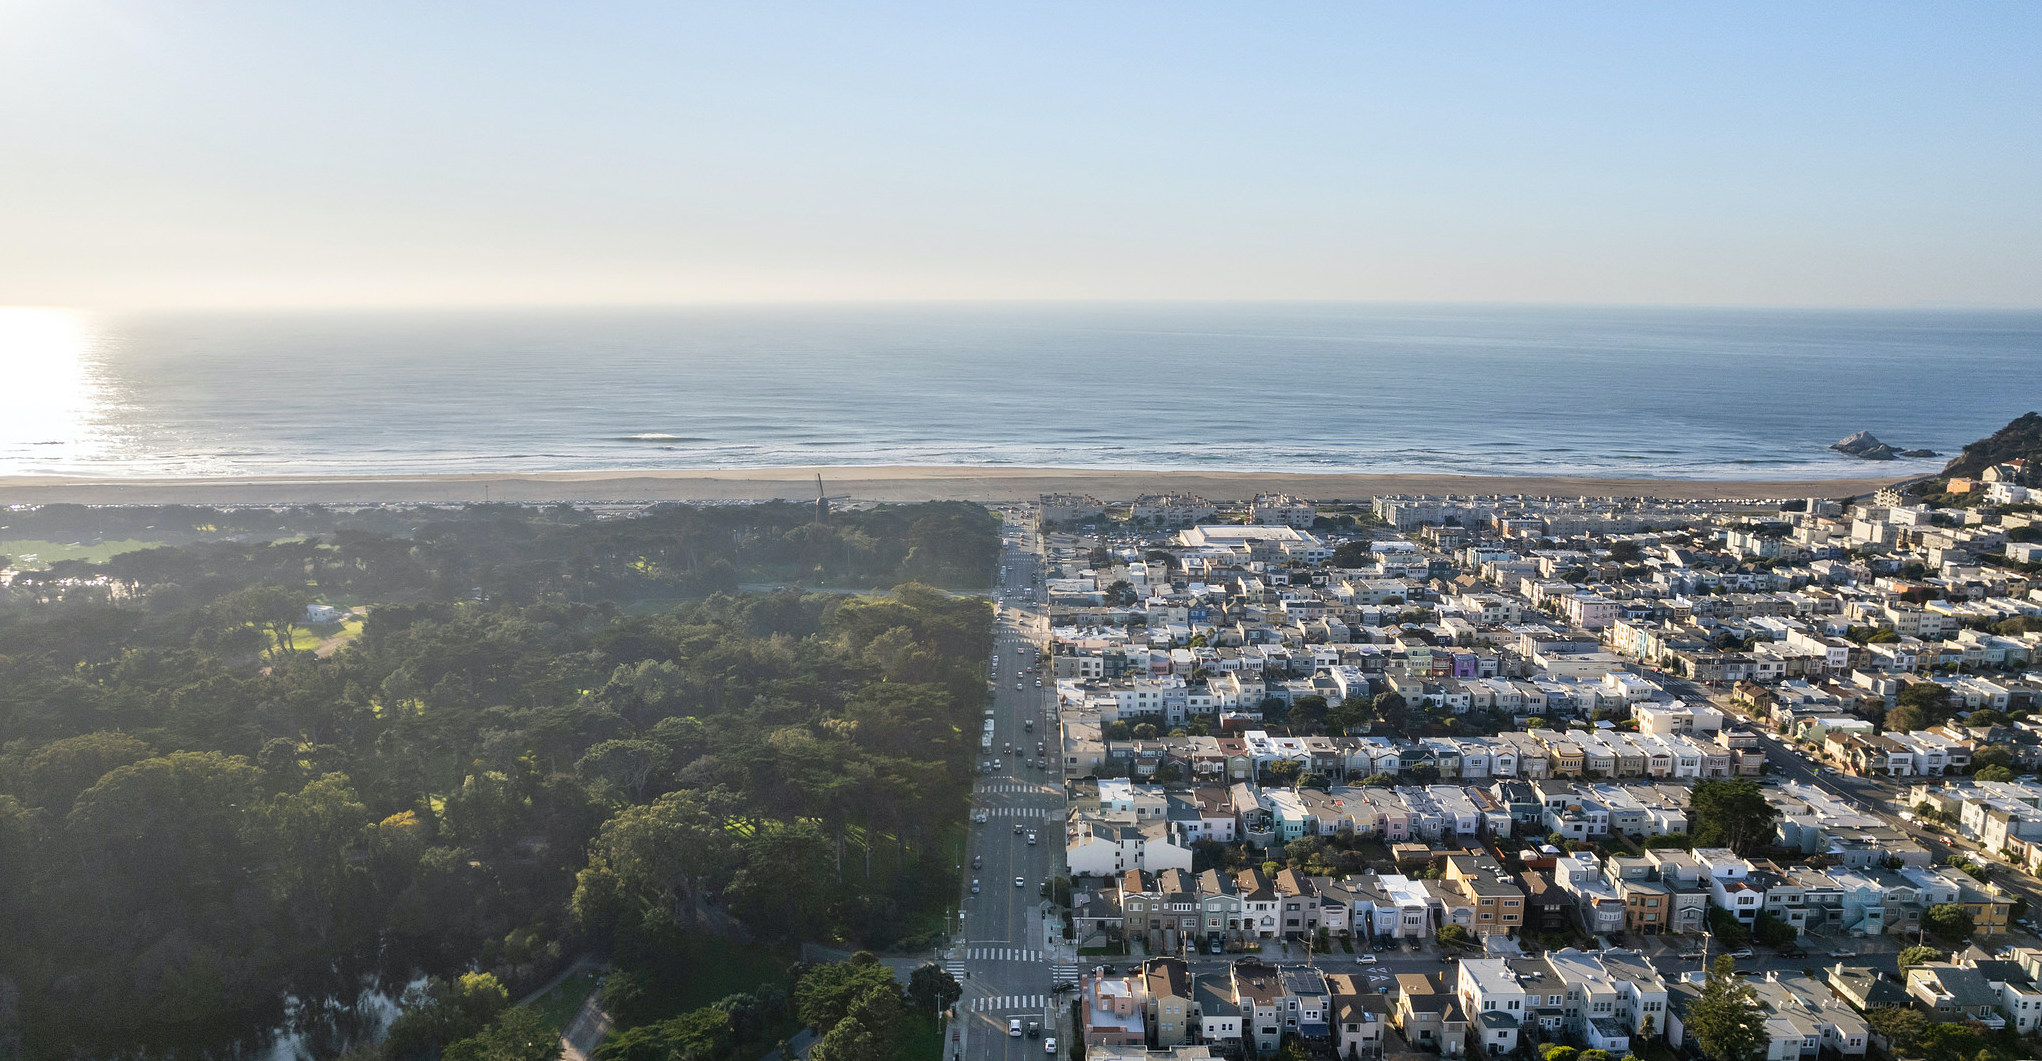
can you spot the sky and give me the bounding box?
[0,1,2037,309]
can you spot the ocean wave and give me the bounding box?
[616,433,712,442]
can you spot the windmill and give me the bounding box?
[815,474,850,524]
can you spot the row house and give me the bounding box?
[1553,852,1629,935]
[1610,854,1711,935]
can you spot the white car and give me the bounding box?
[1357,954,1377,964]
[1014,876,1025,887]
[1008,1020,1022,1038]
[1045,1038,1057,1055]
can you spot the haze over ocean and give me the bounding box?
[3,303,2035,482]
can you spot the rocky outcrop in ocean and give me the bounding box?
[1830,432,1935,461]
[1832,431,1897,460]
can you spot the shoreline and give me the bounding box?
[0,465,1910,506]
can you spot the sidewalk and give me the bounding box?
[559,990,614,1061]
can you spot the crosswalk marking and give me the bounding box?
[964,947,1044,961]
[970,994,1049,1012]
[974,783,1057,795]
[943,960,968,978]
[1051,964,1080,984]
[975,805,1050,817]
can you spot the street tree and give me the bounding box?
[1897,945,1945,968]
[1924,903,1975,941]
[907,963,962,1014]
[1685,955,1768,1061]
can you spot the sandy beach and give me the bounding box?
[0,465,1909,507]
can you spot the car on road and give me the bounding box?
[973,811,988,824]
[970,880,980,893]
[1356,954,1377,964]
[1035,679,1042,687]
[992,760,1002,770]
[1027,831,1037,845]
[1017,683,1023,689]
[972,856,983,869]
[1026,1020,1040,1039]
[1008,1020,1021,1038]
[1727,948,1753,959]
[1828,949,1856,958]
[1014,876,1025,887]
[1044,1038,1057,1055]
[1015,823,1024,833]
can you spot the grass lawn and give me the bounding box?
[897,1012,945,1061]
[668,938,800,1015]
[290,617,364,654]
[0,538,162,568]
[528,969,604,1033]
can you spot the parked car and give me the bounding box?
[1728,948,1753,959]
[1828,948,1857,958]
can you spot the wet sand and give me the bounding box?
[0,465,1906,506]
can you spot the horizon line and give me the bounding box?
[7,297,2042,315]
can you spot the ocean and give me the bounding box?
[2,303,2036,482]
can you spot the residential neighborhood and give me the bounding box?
[962,482,2042,1061]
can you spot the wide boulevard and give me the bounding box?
[950,509,1072,1061]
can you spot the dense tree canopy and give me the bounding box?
[0,502,996,1060]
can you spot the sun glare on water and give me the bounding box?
[0,307,105,462]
